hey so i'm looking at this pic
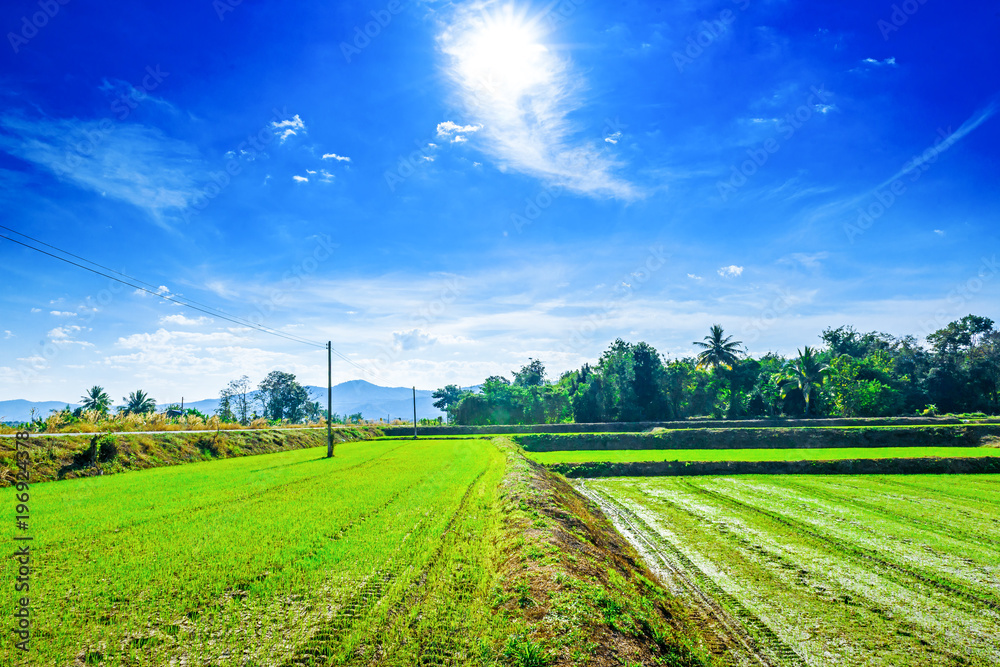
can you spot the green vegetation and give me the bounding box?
[526,446,1000,465]
[0,437,714,665]
[436,316,1000,425]
[580,475,1000,666]
[0,427,379,485]
[514,424,1000,452]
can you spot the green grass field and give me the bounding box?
[579,474,1000,666]
[1,437,512,665]
[526,446,1000,465]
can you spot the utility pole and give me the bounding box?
[412,386,417,439]
[327,342,333,458]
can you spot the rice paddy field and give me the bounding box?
[578,474,1000,667]
[0,437,513,666]
[526,446,1000,465]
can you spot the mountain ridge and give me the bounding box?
[0,380,453,423]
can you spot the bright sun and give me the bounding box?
[455,9,552,99]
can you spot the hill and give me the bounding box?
[0,380,446,423]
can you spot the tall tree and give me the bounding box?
[512,359,546,387]
[220,375,253,424]
[780,347,831,416]
[80,386,112,415]
[693,325,744,371]
[258,371,310,422]
[122,390,157,415]
[432,384,467,421]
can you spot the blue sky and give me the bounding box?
[0,0,998,403]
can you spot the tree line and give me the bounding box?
[432,314,1000,425]
[68,371,361,426]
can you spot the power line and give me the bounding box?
[1,232,324,347]
[1,228,397,383]
[0,223,258,325]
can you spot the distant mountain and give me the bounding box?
[0,380,447,423]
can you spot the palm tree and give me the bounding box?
[80,386,112,415]
[123,390,157,415]
[780,346,832,416]
[693,324,744,371]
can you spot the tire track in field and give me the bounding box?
[775,477,1000,550]
[40,440,415,554]
[102,463,447,665]
[577,481,805,667]
[682,481,1000,612]
[279,465,489,667]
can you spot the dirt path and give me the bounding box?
[575,480,807,667]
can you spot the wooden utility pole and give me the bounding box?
[326,342,334,458]
[412,386,417,439]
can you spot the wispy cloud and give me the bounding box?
[0,114,202,227]
[293,174,308,183]
[861,57,896,66]
[321,152,350,161]
[437,5,639,200]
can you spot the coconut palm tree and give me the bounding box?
[693,324,744,371]
[780,346,832,416]
[80,386,112,415]
[123,390,157,415]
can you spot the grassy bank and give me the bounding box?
[0,426,380,486]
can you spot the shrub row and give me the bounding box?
[514,425,1000,452]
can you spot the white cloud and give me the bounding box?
[30,308,41,313]
[271,114,306,143]
[321,153,351,162]
[306,169,317,175]
[605,131,622,144]
[717,265,744,278]
[438,7,639,200]
[50,310,77,317]
[293,175,308,183]
[933,229,945,236]
[3,330,12,339]
[392,328,438,351]
[452,135,468,143]
[160,314,211,326]
[436,121,483,138]
[686,273,702,281]
[422,156,435,162]
[47,325,93,346]
[318,169,334,183]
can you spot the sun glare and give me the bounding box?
[455,9,551,99]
